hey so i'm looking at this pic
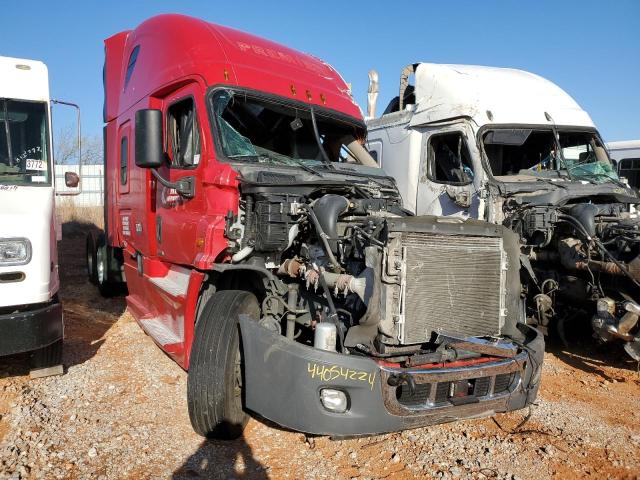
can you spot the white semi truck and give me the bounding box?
[366,63,640,359]
[0,56,79,375]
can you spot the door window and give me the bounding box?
[167,98,201,168]
[427,132,474,185]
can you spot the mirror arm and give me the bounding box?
[52,99,82,196]
[151,169,195,198]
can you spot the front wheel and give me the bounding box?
[187,290,259,439]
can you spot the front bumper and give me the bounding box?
[0,299,63,356]
[240,318,543,436]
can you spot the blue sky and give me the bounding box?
[1,0,638,143]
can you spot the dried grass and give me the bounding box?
[57,199,104,236]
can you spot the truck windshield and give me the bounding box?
[483,128,620,185]
[0,99,51,186]
[209,90,376,170]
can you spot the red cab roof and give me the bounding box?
[104,14,361,123]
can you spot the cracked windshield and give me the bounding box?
[0,99,50,186]
[482,128,620,185]
[210,90,376,172]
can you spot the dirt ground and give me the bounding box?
[1,230,639,480]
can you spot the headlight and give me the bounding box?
[0,238,32,266]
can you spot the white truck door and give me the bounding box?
[415,126,481,219]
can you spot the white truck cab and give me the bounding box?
[366,63,605,220]
[366,63,640,360]
[0,56,78,375]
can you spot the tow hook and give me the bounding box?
[387,372,416,396]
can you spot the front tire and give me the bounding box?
[187,290,259,439]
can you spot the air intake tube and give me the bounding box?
[311,195,350,254]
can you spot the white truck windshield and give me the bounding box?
[0,99,51,186]
[483,128,619,185]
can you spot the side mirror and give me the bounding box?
[135,109,163,168]
[64,171,80,188]
[52,99,82,196]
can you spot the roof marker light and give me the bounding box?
[15,64,31,71]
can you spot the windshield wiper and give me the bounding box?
[286,158,324,177]
[535,177,568,189]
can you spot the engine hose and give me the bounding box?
[558,214,640,290]
[306,207,341,271]
[318,271,345,353]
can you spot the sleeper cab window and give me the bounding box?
[167,98,201,168]
[124,46,140,90]
[427,132,474,185]
[120,136,128,185]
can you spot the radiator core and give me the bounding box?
[399,233,506,344]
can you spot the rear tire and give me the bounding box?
[95,233,119,297]
[30,339,63,371]
[86,232,98,285]
[187,290,259,439]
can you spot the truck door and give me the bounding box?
[416,127,481,219]
[154,86,205,266]
[117,123,132,241]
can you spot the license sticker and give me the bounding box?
[26,159,47,171]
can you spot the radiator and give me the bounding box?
[399,233,506,344]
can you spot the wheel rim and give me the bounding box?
[87,246,93,276]
[97,247,106,284]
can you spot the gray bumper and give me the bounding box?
[240,318,543,436]
[0,300,63,356]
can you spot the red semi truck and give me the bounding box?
[88,14,543,438]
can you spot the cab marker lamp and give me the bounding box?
[0,238,32,266]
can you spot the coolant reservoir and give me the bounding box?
[314,322,337,351]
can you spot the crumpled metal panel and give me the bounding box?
[401,233,504,344]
